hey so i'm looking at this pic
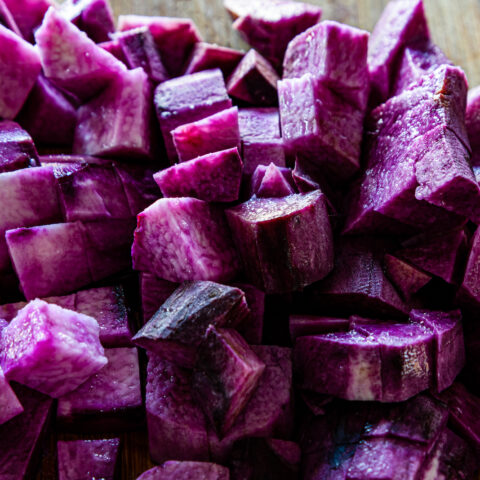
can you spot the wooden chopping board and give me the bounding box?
[36,0,480,478]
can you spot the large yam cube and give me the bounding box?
[226,191,334,294]
[57,347,142,431]
[146,354,209,463]
[58,438,120,480]
[4,0,53,41]
[74,68,153,158]
[172,107,240,163]
[184,42,244,77]
[0,366,23,424]
[132,197,240,283]
[192,327,265,435]
[137,462,230,480]
[0,24,41,119]
[140,272,178,323]
[133,281,249,368]
[154,148,242,203]
[35,7,125,101]
[0,120,39,173]
[1,299,107,397]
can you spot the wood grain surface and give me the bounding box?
[35,1,480,479]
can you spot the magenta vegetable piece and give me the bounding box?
[289,315,350,340]
[226,191,334,294]
[0,120,39,173]
[252,163,295,198]
[137,462,230,480]
[99,39,128,64]
[118,15,202,76]
[368,0,430,102]
[57,438,120,480]
[35,7,126,101]
[133,281,249,368]
[140,272,178,323]
[192,326,265,435]
[172,107,240,163]
[0,294,75,322]
[132,197,240,283]
[233,283,265,345]
[3,0,53,41]
[1,299,107,397]
[154,69,232,162]
[146,354,209,463]
[227,49,279,106]
[0,0,21,37]
[459,227,480,309]
[154,148,242,203]
[184,42,244,77]
[74,67,153,158]
[0,366,23,425]
[466,85,480,165]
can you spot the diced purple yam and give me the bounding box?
[227,49,279,106]
[1,299,107,397]
[184,42,244,77]
[132,197,240,283]
[117,15,202,77]
[233,283,265,345]
[466,85,480,162]
[0,294,75,322]
[292,159,322,194]
[99,39,128,64]
[172,107,240,163]
[154,69,232,162]
[57,438,120,480]
[368,0,430,102]
[230,0,322,68]
[17,75,77,146]
[76,286,133,348]
[0,384,54,479]
[289,315,350,340]
[137,461,230,480]
[140,272,178,323]
[459,227,480,308]
[252,163,295,198]
[146,353,209,463]
[74,67,153,158]
[35,7,126,101]
[226,191,334,294]
[0,366,23,424]
[0,24,41,119]
[154,148,242,203]
[192,326,265,435]
[116,27,169,83]
[250,164,295,197]
[3,0,53,42]
[0,317,7,334]
[239,106,281,138]
[0,120,39,173]
[0,0,21,37]
[283,20,370,110]
[133,281,249,368]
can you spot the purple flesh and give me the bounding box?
[0,120,39,173]
[140,272,178,323]
[0,366,23,425]
[233,283,265,345]
[466,85,480,161]
[459,227,480,308]
[0,0,21,37]
[289,315,350,341]
[4,0,53,42]
[252,163,295,198]
[184,42,244,77]
[137,461,230,480]
[99,39,128,64]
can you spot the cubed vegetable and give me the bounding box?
[0,121,39,173]
[137,461,229,480]
[184,42,244,77]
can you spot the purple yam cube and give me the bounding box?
[172,106,240,163]
[74,67,153,158]
[184,42,244,77]
[192,326,265,435]
[137,462,230,480]
[283,20,370,110]
[227,49,279,106]
[116,26,169,83]
[4,0,53,42]
[0,120,39,173]
[368,0,430,102]
[154,148,242,203]
[233,282,265,345]
[0,24,41,119]
[140,272,178,323]
[0,0,21,37]
[251,163,295,198]
[57,347,141,431]
[17,75,77,146]
[0,366,23,425]
[132,197,240,283]
[58,438,120,480]
[133,281,249,368]
[1,299,107,397]
[76,286,133,348]
[146,354,209,463]
[117,15,202,77]
[226,191,334,294]
[289,315,350,340]
[154,69,232,162]
[250,164,295,197]
[459,227,480,308]
[466,85,480,161]
[99,39,128,64]
[35,7,126,101]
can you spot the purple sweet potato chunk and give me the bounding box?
[140,273,178,323]
[3,0,53,42]
[74,67,153,158]
[154,148,242,203]
[227,49,279,106]
[289,315,350,340]
[250,164,295,197]
[35,7,126,101]
[17,75,77,146]
[466,85,480,161]
[226,191,334,294]
[137,462,230,480]
[99,39,128,64]
[0,120,39,173]
[76,286,132,348]
[154,69,232,162]
[459,227,480,308]
[172,107,240,163]
[184,42,244,77]
[117,15,202,77]
[253,163,295,198]
[146,353,209,463]
[0,0,21,37]
[368,0,430,102]
[0,384,53,479]
[133,281,249,368]
[132,197,240,283]
[193,326,265,435]
[233,283,265,345]
[57,438,120,480]
[1,299,107,397]
[0,24,41,119]
[0,366,23,425]
[57,347,142,431]
[283,20,369,110]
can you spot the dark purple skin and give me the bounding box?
[0,120,39,173]
[140,272,178,323]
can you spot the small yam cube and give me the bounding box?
[1,299,107,398]
[137,461,229,480]
[4,0,53,42]
[0,120,39,173]
[0,365,23,425]
[251,163,295,198]
[184,42,244,77]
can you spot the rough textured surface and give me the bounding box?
[137,462,230,480]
